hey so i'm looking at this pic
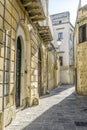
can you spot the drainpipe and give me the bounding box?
[2,29,6,110]
[47,49,48,90]
[2,0,6,129]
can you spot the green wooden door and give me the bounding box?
[16,37,21,108]
[38,48,42,95]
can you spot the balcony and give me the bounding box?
[20,0,45,23]
[38,26,53,44]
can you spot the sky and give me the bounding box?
[49,0,87,26]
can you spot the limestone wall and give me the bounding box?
[0,1,19,126]
[41,47,47,95]
[77,42,87,95]
[75,5,87,95]
[48,51,60,90]
[29,26,40,105]
[0,0,30,126]
[48,51,55,90]
[0,0,53,128]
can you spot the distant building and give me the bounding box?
[51,12,74,84]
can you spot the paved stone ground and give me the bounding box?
[5,85,87,130]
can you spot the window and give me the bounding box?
[59,56,63,66]
[79,24,86,43]
[58,32,63,40]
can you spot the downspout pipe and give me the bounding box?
[2,0,6,129]
[2,0,6,114]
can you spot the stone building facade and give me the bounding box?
[74,4,87,95]
[51,12,74,85]
[0,0,60,129]
[47,44,60,90]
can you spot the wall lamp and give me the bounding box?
[48,39,62,51]
[57,39,61,46]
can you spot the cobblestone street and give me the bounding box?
[5,85,87,130]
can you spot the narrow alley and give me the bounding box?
[1,0,87,130]
[5,85,87,130]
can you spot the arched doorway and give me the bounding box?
[38,48,42,96]
[16,37,21,108]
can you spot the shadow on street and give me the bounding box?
[22,86,87,130]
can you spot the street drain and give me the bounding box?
[80,108,87,112]
[75,122,87,126]
[82,108,87,111]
